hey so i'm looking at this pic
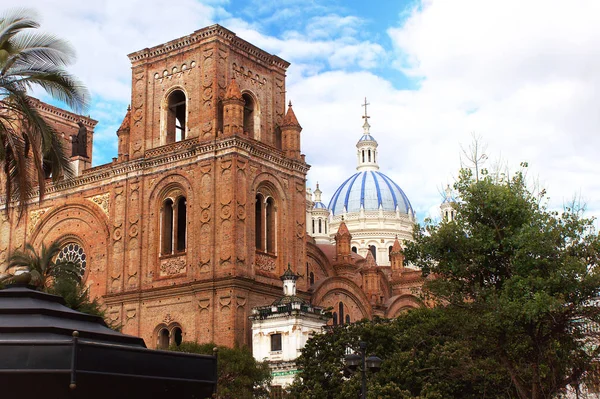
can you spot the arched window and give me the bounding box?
[312,219,315,234]
[309,272,315,285]
[362,150,365,162]
[56,243,87,279]
[445,211,448,220]
[368,149,371,162]
[339,302,345,325]
[255,191,277,254]
[369,245,377,261]
[242,93,255,138]
[165,89,186,143]
[388,246,393,263]
[176,198,187,252]
[158,328,169,349]
[161,196,187,256]
[345,315,351,324]
[255,194,264,250]
[351,246,357,253]
[324,220,327,234]
[318,219,322,233]
[266,197,276,253]
[172,326,183,347]
[333,312,338,326]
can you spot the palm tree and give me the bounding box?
[7,241,81,289]
[0,8,89,211]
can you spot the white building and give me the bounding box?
[250,265,329,388]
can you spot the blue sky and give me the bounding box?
[14,0,600,223]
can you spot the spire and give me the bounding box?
[282,101,301,128]
[314,182,322,202]
[356,98,379,172]
[280,264,299,297]
[336,220,350,237]
[224,78,242,100]
[392,236,402,253]
[363,250,377,269]
[441,185,457,222]
[117,107,131,133]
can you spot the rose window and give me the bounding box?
[56,243,87,278]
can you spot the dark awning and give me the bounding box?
[0,285,216,399]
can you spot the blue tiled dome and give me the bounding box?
[313,201,327,209]
[358,133,377,143]
[328,171,413,216]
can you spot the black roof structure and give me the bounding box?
[0,284,217,399]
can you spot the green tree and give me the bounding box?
[8,241,81,289]
[0,8,89,210]
[405,167,600,399]
[47,277,106,318]
[170,341,272,399]
[289,311,516,399]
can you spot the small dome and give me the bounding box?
[358,133,377,143]
[313,201,327,209]
[328,170,413,216]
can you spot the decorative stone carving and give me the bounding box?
[160,256,187,276]
[236,204,246,220]
[28,207,51,235]
[221,204,231,219]
[87,193,110,216]
[219,295,231,310]
[125,308,137,321]
[200,206,211,223]
[198,298,210,311]
[163,313,174,324]
[255,252,276,272]
[232,63,266,86]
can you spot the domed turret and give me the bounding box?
[326,98,415,266]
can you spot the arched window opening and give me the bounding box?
[445,211,448,220]
[318,219,322,233]
[158,328,169,349]
[324,220,327,234]
[339,302,345,325]
[166,90,186,143]
[242,93,255,138]
[56,243,87,279]
[172,327,183,347]
[266,197,276,253]
[176,198,186,252]
[345,315,351,324]
[309,272,315,285]
[333,312,338,326]
[161,196,187,256]
[369,245,377,261]
[351,246,357,253]
[161,199,174,255]
[368,149,371,162]
[362,150,365,162]
[255,194,264,251]
[388,246,393,263]
[312,219,315,234]
[451,210,455,219]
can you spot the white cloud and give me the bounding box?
[11,0,600,226]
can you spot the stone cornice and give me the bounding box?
[27,96,98,128]
[128,24,290,71]
[0,136,309,205]
[102,276,311,305]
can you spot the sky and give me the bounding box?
[10,0,600,223]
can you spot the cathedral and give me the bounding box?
[0,25,431,349]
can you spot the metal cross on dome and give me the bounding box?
[362,97,370,120]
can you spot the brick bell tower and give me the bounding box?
[106,25,309,348]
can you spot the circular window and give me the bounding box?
[56,243,87,278]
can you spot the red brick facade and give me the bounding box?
[0,25,422,349]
